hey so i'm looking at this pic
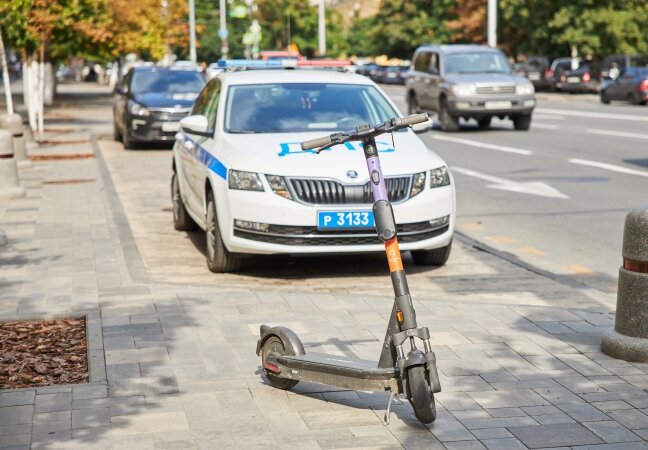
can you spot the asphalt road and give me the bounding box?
[383,84,648,293]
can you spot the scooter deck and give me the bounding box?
[277,352,397,380]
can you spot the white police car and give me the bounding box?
[171,60,455,272]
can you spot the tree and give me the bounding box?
[446,0,486,44]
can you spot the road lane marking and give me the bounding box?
[586,129,648,140]
[536,107,648,122]
[432,135,533,155]
[452,166,569,199]
[518,246,547,256]
[569,158,648,178]
[533,114,565,120]
[566,264,595,276]
[532,123,559,130]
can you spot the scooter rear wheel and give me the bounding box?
[408,366,436,423]
[261,336,299,390]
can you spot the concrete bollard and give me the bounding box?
[0,113,30,167]
[602,205,648,362]
[0,129,26,199]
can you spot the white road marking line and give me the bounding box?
[431,134,533,155]
[452,166,569,199]
[586,129,648,140]
[533,114,565,120]
[537,107,648,122]
[532,123,559,130]
[569,158,648,178]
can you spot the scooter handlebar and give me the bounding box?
[393,113,428,127]
[301,135,333,151]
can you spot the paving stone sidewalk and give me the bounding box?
[1,83,647,449]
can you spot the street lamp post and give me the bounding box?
[189,0,197,64]
[219,0,229,59]
[318,0,326,56]
[487,0,497,48]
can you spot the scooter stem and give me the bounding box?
[362,136,418,332]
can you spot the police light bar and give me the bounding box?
[217,59,353,69]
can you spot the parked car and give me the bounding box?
[370,65,388,83]
[600,67,648,104]
[380,65,409,85]
[406,44,536,131]
[522,56,557,91]
[113,66,205,149]
[557,60,603,93]
[171,62,455,272]
[547,57,579,91]
[355,63,379,78]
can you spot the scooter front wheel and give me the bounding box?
[261,336,299,390]
[407,366,436,423]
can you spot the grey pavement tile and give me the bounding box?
[106,363,141,379]
[33,411,71,424]
[72,398,109,410]
[72,384,107,400]
[0,434,31,448]
[34,393,71,413]
[444,442,488,450]
[634,429,648,440]
[469,389,548,409]
[608,409,648,430]
[583,420,643,443]
[428,412,475,442]
[32,420,70,433]
[534,386,585,405]
[0,424,31,437]
[485,407,527,418]
[534,414,576,425]
[571,443,648,450]
[593,401,634,412]
[471,428,513,439]
[0,405,34,425]
[559,403,610,422]
[482,437,527,450]
[509,423,603,448]
[0,391,35,407]
[71,408,111,429]
[462,416,538,430]
[522,405,562,416]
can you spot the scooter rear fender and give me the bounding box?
[256,325,306,356]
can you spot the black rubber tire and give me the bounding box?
[171,172,197,231]
[439,98,460,132]
[122,128,137,150]
[477,117,492,129]
[113,118,122,141]
[407,365,436,424]
[631,93,645,106]
[205,192,242,273]
[411,241,452,266]
[407,92,420,115]
[600,91,610,104]
[512,114,532,131]
[261,336,299,390]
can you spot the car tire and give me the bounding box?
[122,128,137,150]
[600,91,610,104]
[205,191,242,273]
[408,92,420,115]
[631,92,645,106]
[439,98,459,132]
[512,114,532,131]
[477,117,491,129]
[113,118,122,141]
[171,171,198,231]
[411,241,452,266]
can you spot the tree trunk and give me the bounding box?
[0,26,14,115]
[37,42,45,141]
[43,63,55,106]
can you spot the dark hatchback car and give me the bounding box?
[380,65,409,85]
[556,59,602,93]
[522,56,559,91]
[113,66,205,149]
[600,67,648,105]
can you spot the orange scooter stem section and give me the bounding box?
[385,238,403,272]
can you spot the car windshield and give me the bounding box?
[224,83,399,134]
[444,52,511,74]
[130,70,204,96]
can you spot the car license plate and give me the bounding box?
[317,211,374,229]
[485,101,512,109]
[567,76,580,83]
[528,72,541,80]
[162,121,180,132]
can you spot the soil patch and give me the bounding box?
[0,318,88,389]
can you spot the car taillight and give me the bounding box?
[545,68,553,78]
[639,80,648,92]
[582,72,591,83]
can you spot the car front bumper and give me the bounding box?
[447,95,535,117]
[216,184,455,255]
[128,113,186,143]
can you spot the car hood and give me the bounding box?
[444,73,526,84]
[132,92,198,109]
[217,130,446,182]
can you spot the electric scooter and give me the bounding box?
[256,113,441,424]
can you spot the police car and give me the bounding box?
[171,60,455,272]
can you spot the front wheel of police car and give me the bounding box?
[411,240,452,266]
[206,192,242,273]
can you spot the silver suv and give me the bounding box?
[406,45,536,131]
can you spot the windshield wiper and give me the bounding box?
[228,130,263,134]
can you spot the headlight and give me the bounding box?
[228,170,264,191]
[430,166,450,188]
[410,172,426,197]
[266,175,293,200]
[451,84,476,97]
[128,101,150,116]
[516,83,535,95]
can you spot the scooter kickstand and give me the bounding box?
[383,391,398,426]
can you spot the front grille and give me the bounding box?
[475,85,516,95]
[233,222,449,246]
[148,110,190,121]
[289,176,412,205]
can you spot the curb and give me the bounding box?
[0,229,6,247]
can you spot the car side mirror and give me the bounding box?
[180,115,213,137]
[114,85,127,95]
[412,118,434,134]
